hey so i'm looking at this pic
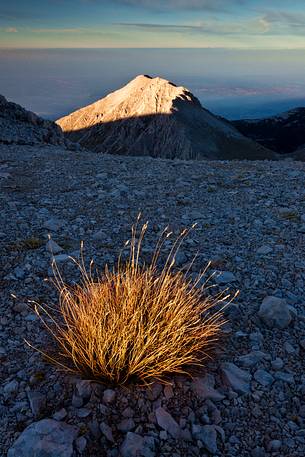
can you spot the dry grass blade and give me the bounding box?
[31,220,233,385]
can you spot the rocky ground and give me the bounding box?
[1,144,305,457]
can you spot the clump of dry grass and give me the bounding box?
[31,218,232,385]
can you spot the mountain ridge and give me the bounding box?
[0,94,65,147]
[233,107,305,155]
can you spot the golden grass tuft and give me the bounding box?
[31,219,232,385]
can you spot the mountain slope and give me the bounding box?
[233,108,305,155]
[0,94,65,147]
[57,75,275,161]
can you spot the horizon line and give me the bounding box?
[1,46,305,51]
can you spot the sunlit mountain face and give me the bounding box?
[1,48,305,121]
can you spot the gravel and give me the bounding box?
[1,144,305,456]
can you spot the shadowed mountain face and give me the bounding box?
[57,75,275,161]
[0,95,65,147]
[233,108,305,155]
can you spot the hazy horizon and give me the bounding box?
[2,1,305,120]
[1,47,305,121]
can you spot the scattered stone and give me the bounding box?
[100,422,114,442]
[268,439,282,451]
[163,385,174,400]
[299,339,305,350]
[159,430,167,440]
[72,394,83,408]
[53,408,67,421]
[0,346,6,361]
[103,389,116,404]
[258,296,292,329]
[44,218,64,232]
[122,407,134,418]
[7,419,78,457]
[237,351,267,368]
[77,408,91,418]
[271,357,284,371]
[53,254,70,263]
[221,362,252,395]
[27,390,46,417]
[284,341,297,354]
[120,432,155,457]
[274,372,295,384]
[46,239,63,254]
[75,436,87,453]
[155,407,180,438]
[251,447,265,457]
[76,380,92,400]
[118,418,135,433]
[256,245,272,255]
[254,369,274,387]
[92,229,106,241]
[147,383,163,401]
[192,424,218,454]
[192,375,225,402]
[214,271,237,285]
[4,380,19,397]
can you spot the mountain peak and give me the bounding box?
[57,76,275,161]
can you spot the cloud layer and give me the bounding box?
[116,0,246,11]
[2,0,305,48]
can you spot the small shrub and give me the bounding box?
[10,237,44,252]
[31,219,231,385]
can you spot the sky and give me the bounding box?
[1,0,305,48]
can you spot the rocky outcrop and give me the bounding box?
[57,75,275,161]
[0,94,65,147]
[233,108,305,156]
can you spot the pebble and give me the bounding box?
[27,391,46,417]
[268,439,282,451]
[7,419,78,457]
[100,422,115,442]
[117,418,136,432]
[214,271,237,285]
[191,375,225,402]
[75,380,92,400]
[271,357,284,371]
[120,432,155,457]
[44,218,65,232]
[256,245,273,255]
[4,380,19,397]
[254,369,274,387]
[103,389,116,404]
[46,239,63,254]
[155,407,180,438]
[221,362,252,395]
[237,351,267,368]
[192,424,218,454]
[75,436,87,453]
[258,296,292,329]
[274,372,295,384]
[53,408,67,421]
